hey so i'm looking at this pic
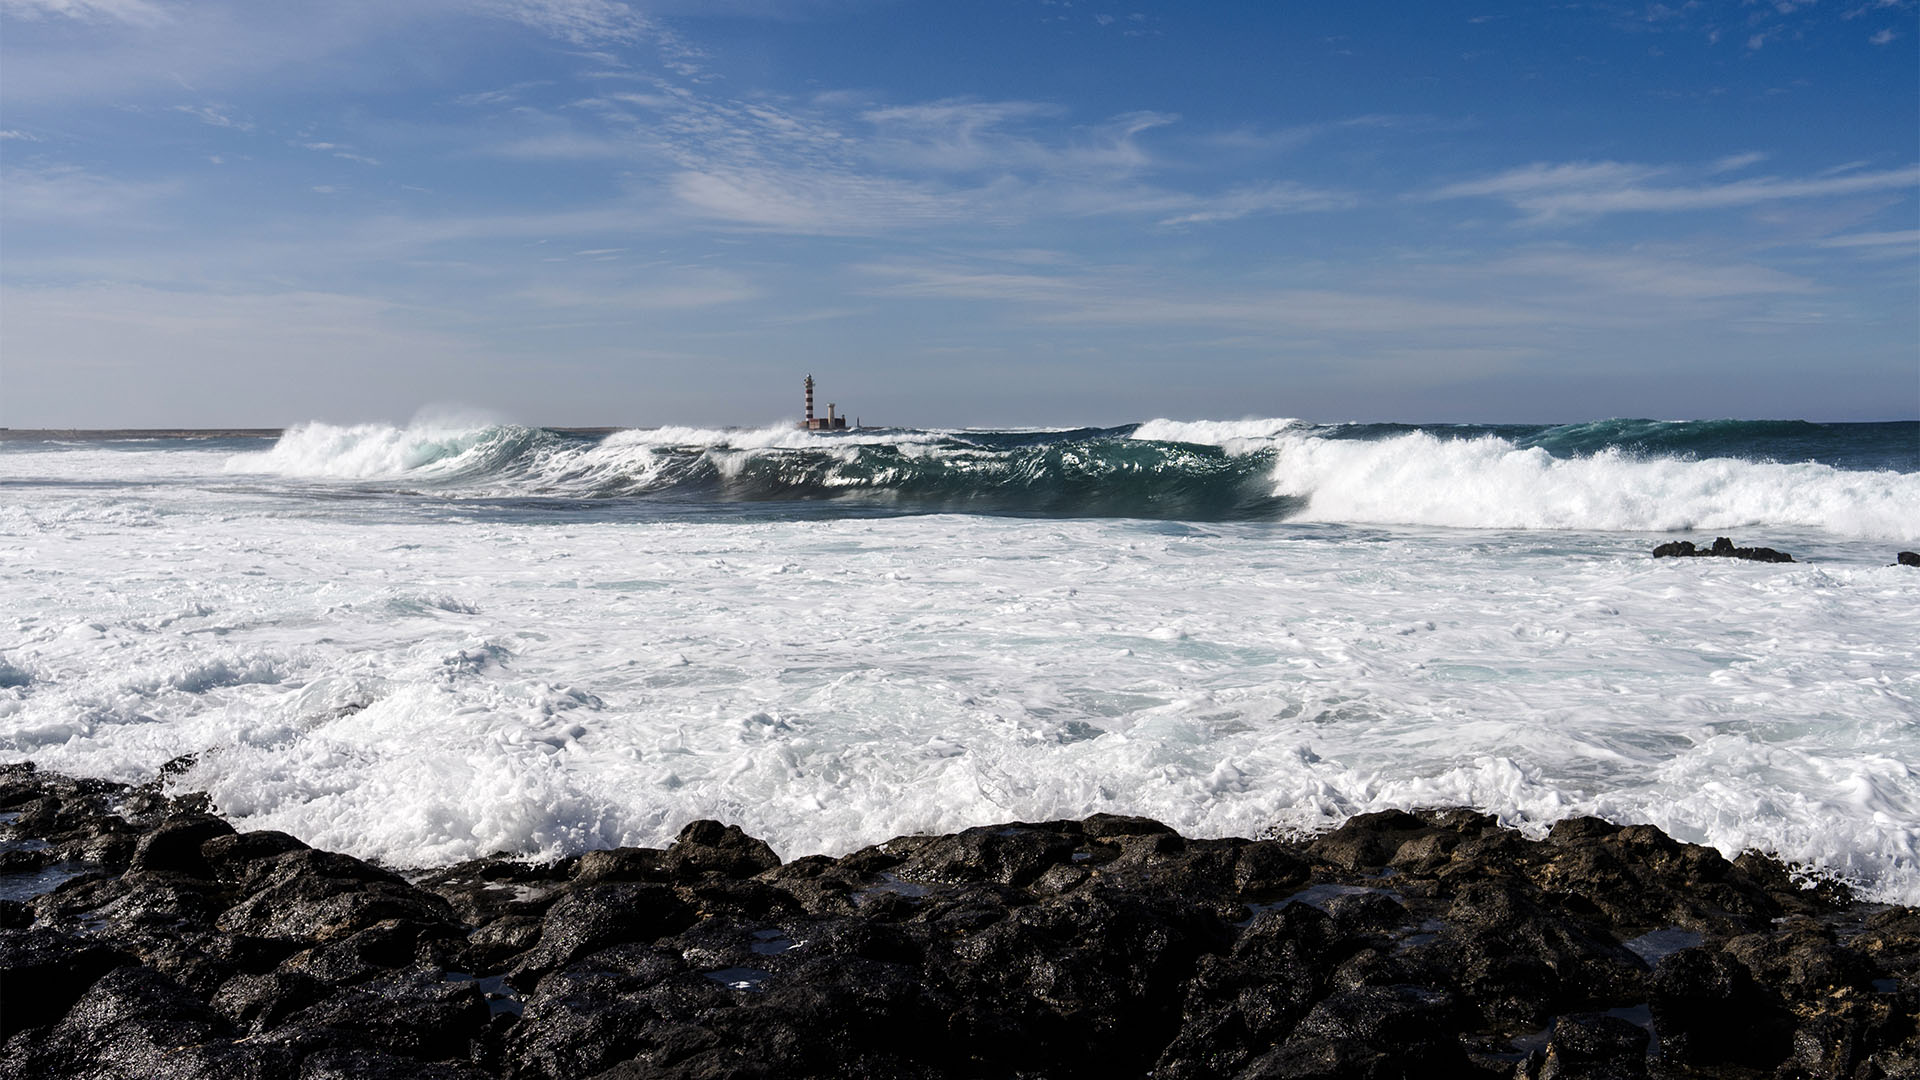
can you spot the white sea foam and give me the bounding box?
[4,437,1917,903]
[218,417,1920,540]
[1130,417,1920,540]
[222,420,960,498]
[1268,430,1920,539]
[224,420,515,479]
[1130,416,1307,452]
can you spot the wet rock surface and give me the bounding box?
[2,761,1914,1079]
[1651,537,1796,563]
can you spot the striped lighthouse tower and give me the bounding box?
[799,374,848,429]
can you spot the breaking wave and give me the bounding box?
[225,418,1920,537]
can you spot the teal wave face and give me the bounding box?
[229,417,1920,532]
[561,433,1300,520]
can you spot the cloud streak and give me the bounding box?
[1816,229,1920,248]
[1157,181,1358,226]
[1493,251,1818,299]
[1429,160,1920,222]
[0,163,176,222]
[476,0,655,45]
[547,87,1356,235]
[172,104,253,131]
[855,241,1842,344]
[0,0,169,25]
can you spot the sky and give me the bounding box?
[1,0,1916,428]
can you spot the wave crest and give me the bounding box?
[224,421,541,480]
[221,417,1920,537]
[1269,430,1920,536]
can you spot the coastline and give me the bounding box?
[2,762,1913,1078]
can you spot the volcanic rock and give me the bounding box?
[1652,536,1795,562]
[1,765,1916,1079]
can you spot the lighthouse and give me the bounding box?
[799,375,849,430]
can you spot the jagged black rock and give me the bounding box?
[2,762,1914,1079]
[1651,538,1796,563]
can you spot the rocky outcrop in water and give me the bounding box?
[1897,551,1919,567]
[1651,537,1795,563]
[2,761,1914,1079]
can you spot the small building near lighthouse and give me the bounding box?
[798,375,850,430]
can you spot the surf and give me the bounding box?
[220,417,1920,538]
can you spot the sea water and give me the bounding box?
[2,419,1916,902]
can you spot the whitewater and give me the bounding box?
[2,418,1917,903]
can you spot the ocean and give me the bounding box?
[2,417,1916,902]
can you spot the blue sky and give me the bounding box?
[1,0,1915,427]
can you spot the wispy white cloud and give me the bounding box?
[1642,0,1912,54]
[600,91,677,109]
[1817,160,1876,177]
[172,103,252,131]
[858,99,1068,172]
[1,3,697,106]
[1198,114,1417,156]
[476,0,708,77]
[543,85,1355,236]
[299,141,378,165]
[9,5,1355,243]
[1842,0,1908,19]
[1815,228,1920,248]
[0,0,170,25]
[476,0,653,45]
[452,80,554,107]
[0,162,176,221]
[669,168,956,232]
[1869,27,1897,43]
[0,129,42,140]
[1429,161,1666,202]
[856,101,1175,180]
[1428,158,1920,222]
[1709,151,1768,174]
[1494,251,1818,299]
[2,4,390,104]
[861,99,1061,129]
[1158,181,1357,226]
[857,259,1094,302]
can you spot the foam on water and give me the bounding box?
[223,420,536,481]
[1266,430,1920,538]
[224,420,953,481]
[1129,417,1308,452]
[1130,418,1920,539]
[208,416,1920,538]
[3,431,1917,901]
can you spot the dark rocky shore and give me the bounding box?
[1651,538,1796,564]
[2,763,1914,1079]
